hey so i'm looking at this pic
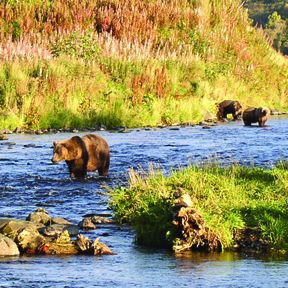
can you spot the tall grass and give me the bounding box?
[109,162,288,251]
[0,0,287,130]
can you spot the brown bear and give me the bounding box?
[51,134,110,178]
[242,107,270,127]
[216,100,242,121]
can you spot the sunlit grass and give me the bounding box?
[110,162,288,251]
[0,0,287,130]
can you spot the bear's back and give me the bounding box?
[82,134,110,172]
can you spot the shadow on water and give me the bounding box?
[1,117,288,287]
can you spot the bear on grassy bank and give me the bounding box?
[216,100,242,121]
[242,107,270,127]
[51,134,110,178]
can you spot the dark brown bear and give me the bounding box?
[216,100,242,121]
[51,134,110,178]
[242,107,270,127]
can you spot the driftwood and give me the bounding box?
[172,193,222,253]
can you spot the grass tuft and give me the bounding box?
[109,163,288,251]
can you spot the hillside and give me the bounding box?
[0,0,287,130]
[245,0,288,55]
[245,0,288,26]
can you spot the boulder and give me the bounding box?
[26,208,51,225]
[91,216,115,224]
[75,234,114,255]
[39,224,79,237]
[0,219,44,240]
[78,218,96,230]
[0,234,20,256]
[39,231,79,255]
[51,217,72,225]
[15,226,46,254]
[0,134,8,141]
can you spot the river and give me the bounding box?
[1,117,288,287]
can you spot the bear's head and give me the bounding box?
[51,137,82,164]
[51,141,69,163]
[256,107,270,117]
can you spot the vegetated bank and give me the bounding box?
[109,162,288,253]
[0,0,287,131]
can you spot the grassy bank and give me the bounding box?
[109,162,288,252]
[0,0,287,130]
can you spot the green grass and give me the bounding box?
[109,162,288,252]
[0,0,287,130]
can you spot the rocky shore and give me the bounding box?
[0,109,287,138]
[0,208,114,257]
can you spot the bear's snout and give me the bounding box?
[51,156,60,164]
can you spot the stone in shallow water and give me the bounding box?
[15,226,46,254]
[26,208,52,225]
[0,219,44,240]
[0,233,20,256]
[51,217,72,225]
[78,218,96,230]
[39,224,79,237]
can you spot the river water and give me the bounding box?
[1,117,288,287]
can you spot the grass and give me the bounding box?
[109,162,288,252]
[0,0,287,130]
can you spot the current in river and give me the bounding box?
[1,117,288,287]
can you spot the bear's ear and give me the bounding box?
[53,141,58,147]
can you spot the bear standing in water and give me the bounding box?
[242,107,270,127]
[51,134,110,178]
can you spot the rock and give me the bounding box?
[15,226,46,254]
[75,234,91,252]
[90,238,114,255]
[270,109,288,115]
[202,125,211,129]
[13,127,23,133]
[24,144,36,148]
[0,219,44,240]
[0,218,18,230]
[203,111,215,123]
[26,208,51,225]
[0,234,20,256]
[91,216,115,224]
[1,141,16,146]
[39,224,79,237]
[39,231,79,255]
[0,129,12,134]
[75,234,114,255]
[78,218,96,230]
[0,134,8,140]
[51,217,72,225]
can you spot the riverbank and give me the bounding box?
[0,1,287,131]
[109,162,288,253]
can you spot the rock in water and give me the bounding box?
[0,234,20,256]
[26,208,51,225]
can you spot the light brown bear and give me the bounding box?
[242,107,270,127]
[51,134,110,178]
